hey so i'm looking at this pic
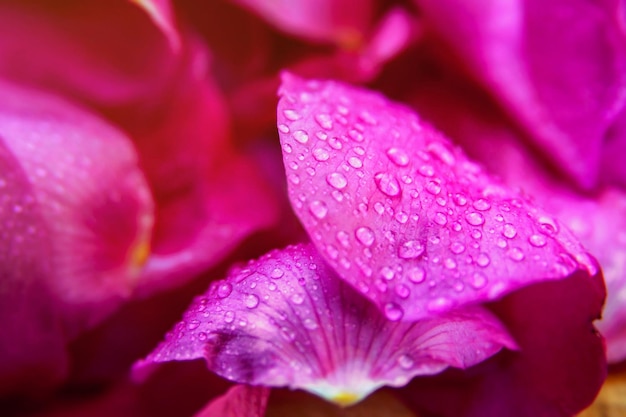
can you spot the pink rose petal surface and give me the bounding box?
[135,244,515,405]
[277,74,597,322]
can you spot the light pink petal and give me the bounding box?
[130,0,181,51]
[415,0,626,188]
[0,80,154,393]
[231,0,374,45]
[194,385,270,417]
[277,74,598,321]
[135,244,516,406]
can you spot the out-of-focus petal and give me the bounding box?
[415,0,626,189]
[231,0,374,46]
[194,385,269,417]
[601,105,626,187]
[130,0,181,51]
[277,74,597,321]
[135,244,515,406]
[0,80,154,394]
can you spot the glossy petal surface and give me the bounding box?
[135,244,515,405]
[130,0,181,51]
[416,0,626,188]
[277,74,597,321]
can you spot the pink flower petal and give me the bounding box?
[0,80,154,393]
[415,0,626,189]
[194,385,270,417]
[135,244,516,405]
[231,0,374,46]
[129,0,181,51]
[277,74,598,321]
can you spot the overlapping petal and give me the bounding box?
[415,0,626,189]
[195,385,269,417]
[0,80,154,394]
[277,74,598,322]
[135,244,515,406]
[130,0,181,51]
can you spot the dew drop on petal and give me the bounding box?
[293,130,309,144]
[374,172,401,197]
[398,354,414,369]
[502,223,517,239]
[313,148,330,161]
[309,200,328,219]
[283,109,301,121]
[466,212,485,226]
[384,302,404,321]
[386,147,410,166]
[291,293,304,305]
[476,252,491,267]
[398,240,425,259]
[315,113,333,129]
[271,268,284,279]
[529,234,547,247]
[395,284,411,299]
[355,226,375,247]
[187,320,200,330]
[217,283,233,298]
[326,172,348,190]
[434,212,447,226]
[450,241,465,254]
[418,165,435,177]
[245,294,260,309]
[470,272,488,289]
[224,311,235,323]
[348,156,363,168]
[425,181,441,195]
[508,247,525,261]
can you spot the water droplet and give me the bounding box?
[465,212,485,226]
[471,229,482,239]
[283,109,301,121]
[473,199,491,211]
[327,172,348,190]
[434,212,447,226]
[217,283,233,298]
[476,252,491,267]
[444,258,457,269]
[529,234,547,247]
[451,221,462,232]
[197,332,207,341]
[450,242,465,254]
[303,318,318,330]
[224,311,235,323]
[374,172,401,197]
[470,272,488,289]
[386,147,410,166]
[502,223,517,239]
[538,216,559,235]
[425,181,441,195]
[313,148,330,161]
[418,165,434,177]
[398,354,414,369]
[291,294,304,305]
[293,130,309,144]
[288,174,300,184]
[395,284,410,299]
[282,143,293,154]
[384,302,404,321]
[454,193,468,206]
[374,202,385,215]
[355,226,375,247]
[187,320,200,330]
[496,238,507,248]
[508,247,524,261]
[348,129,363,142]
[348,156,363,168]
[395,211,409,224]
[270,268,284,279]
[398,240,425,259]
[408,267,426,283]
[336,231,350,248]
[245,294,260,309]
[427,142,456,165]
[328,136,342,149]
[309,200,328,219]
[315,114,333,129]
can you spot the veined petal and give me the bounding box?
[0,80,154,336]
[277,74,597,321]
[194,385,270,417]
[135,244,516,406]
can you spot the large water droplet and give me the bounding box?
[473,199,491,211]
[315,113,333,129]
[293,130,309,144]
[529,234,547,247]
[187,320,200,330]
[291,293,304,305]
[270,268,284,279]
[507,247,524,261]
[283,109,301,121]
[502,223,517,239]
[309,200,328,219]
[355,226,375,247]
[348,156,363,168]
[425,181,441,195]
[433,212,447,226]
[374,172,401,197]
[245,294,260,309]
[419,165,435,177]
[326,172,348,189]
[386,147,410,166]
[398,240,425,259]
[450,242,465,254]
[395,284,410,299]
[476,252,491,267]
[465,212,485,226]
[408,266,426,283]
[398,354,414,369]
[384,302,404,321]
[224,311,235,323]
[313,148,330,161]
[470,272,488,289]
[217,283,233,298]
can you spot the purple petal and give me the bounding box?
[277,74,598,321]
[415,0,626,188]
[194,385,270,417]
[135,244,516,406]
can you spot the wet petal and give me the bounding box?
[415,0,626,188]
[277,74,597,321]
[135,244,516,406]
[194,385,270,417]
[130,0,181,51]
[0,80,154,392]
[231,0,374,46]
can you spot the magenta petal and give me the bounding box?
[135,244,516,405]
[415,0,626,188]
[277,74,597,321]
[194,385,270,417]
[129,0,181,51]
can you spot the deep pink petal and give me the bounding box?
[194,385,269,417]
[0,80,154,394]
[415,0,626,188]
[277,74,598,321]
[129,0,181,51]
[231,0,374,45]
[135,244,516,405]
